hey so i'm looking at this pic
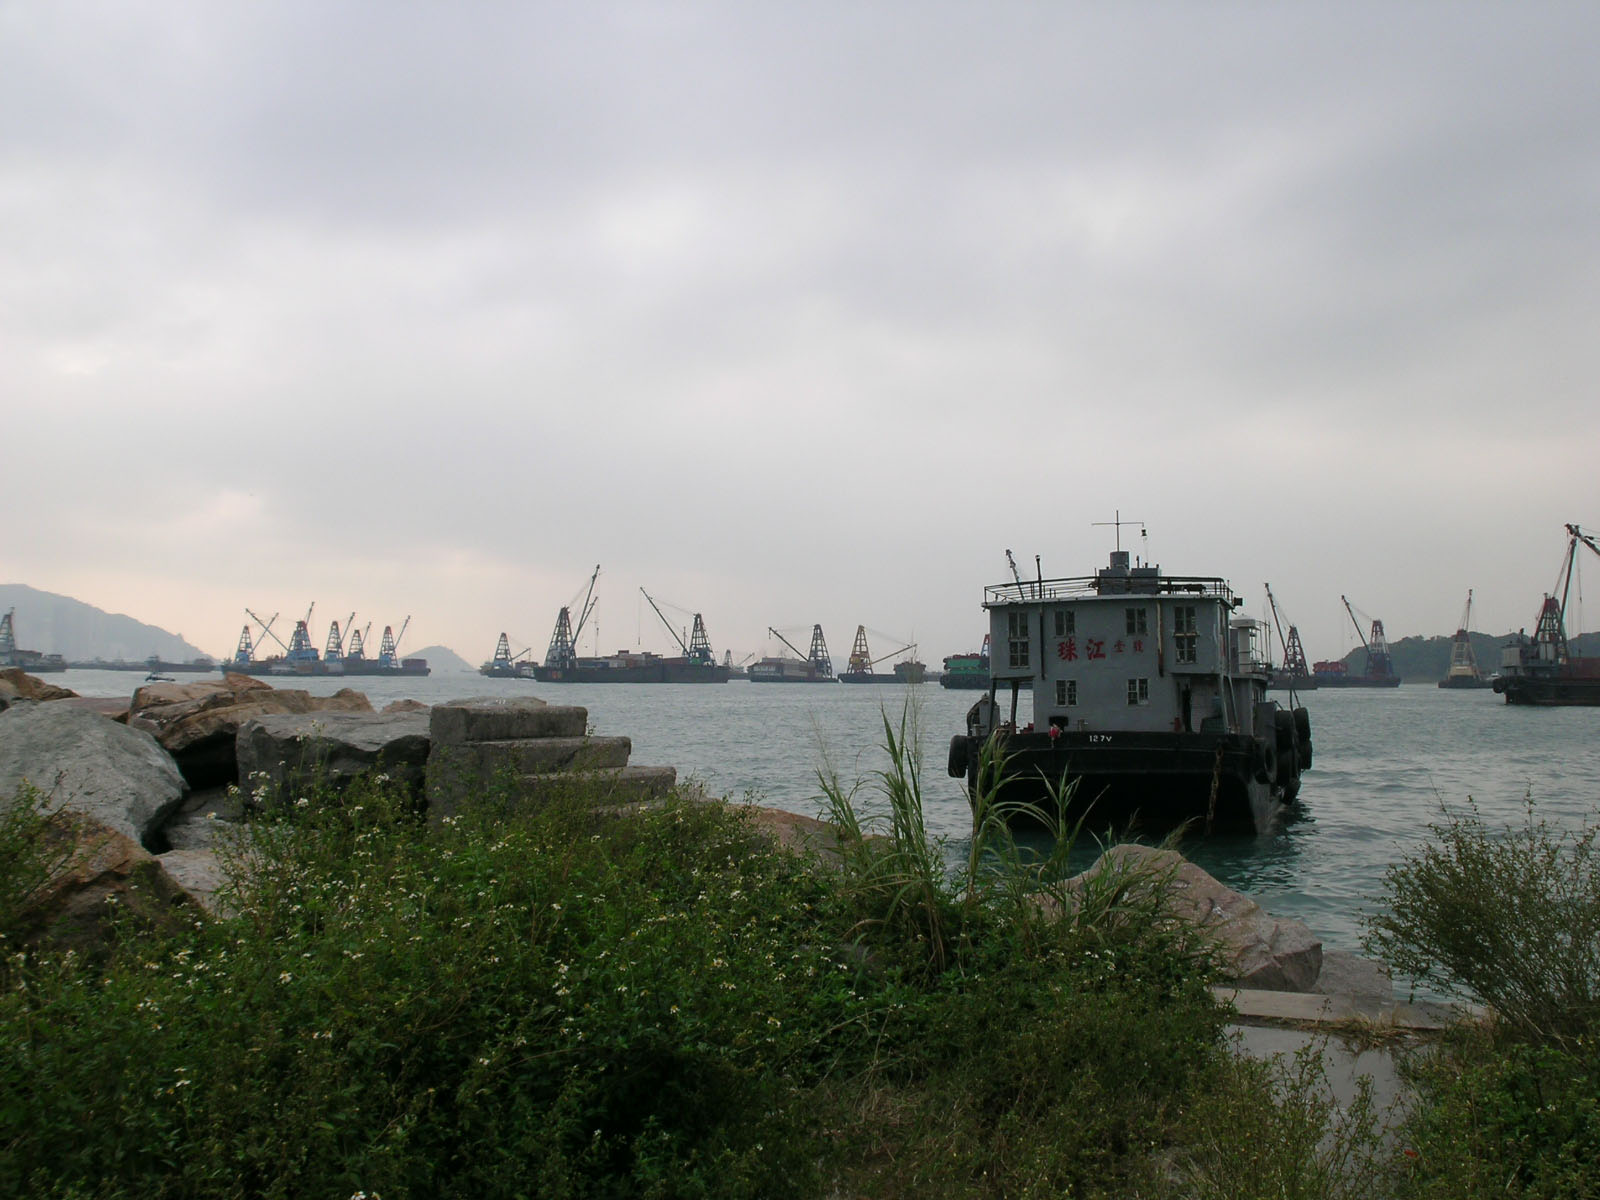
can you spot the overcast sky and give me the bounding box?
[4,1,1597,666]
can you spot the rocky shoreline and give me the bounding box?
[0,667,1460,1032]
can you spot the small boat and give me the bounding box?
[947,546,1311,835]
[143,672,175,683]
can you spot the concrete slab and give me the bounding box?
[429,699,583,746]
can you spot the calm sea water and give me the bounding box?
[65,669,1600,958]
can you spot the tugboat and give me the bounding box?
[1493,524,1600,706]
[946,546,1311,834]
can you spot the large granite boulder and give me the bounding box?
[0,702,187,849]
[0,668,78,710]
[127,674,374,789]
[1064,845,1323,992]
[236,710,432,800]
[6,811,201,955]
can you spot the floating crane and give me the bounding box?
[1439,590,1487,687]
[323,612,356,662]
[545,565,600,670]
[766,624,835,679]
[375,616,411,669]
[638,588,719,666]
[840,625,919,682]
[233,608,285,665]
[1264,583,1313,691]
[1341,595,1398,683]
[283,603,321,666]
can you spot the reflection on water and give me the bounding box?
[61,670,1600,955]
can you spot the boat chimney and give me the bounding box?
[1108,550,1130,572]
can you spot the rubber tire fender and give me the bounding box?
[947,734,969,779]
[1254,737,1279,783]
[1294,707,1313,770]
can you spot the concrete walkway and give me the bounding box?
[1216,957,1482,1138]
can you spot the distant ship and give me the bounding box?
[0,609,67,674]
[748,625,837,683]
[530,571,731,683]
[1263,584,1317,691]
[837,626,925,684]
[1438,589,1493,689]
[1312,596,1402,688]
[1493,524,1600,706]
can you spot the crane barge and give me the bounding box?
[749,625,838,682]
[1493,523,1600,705]
[1438,590,1491,689]
[838,626,926,683]
[1311,597,1401,687]
[531,570,731,682]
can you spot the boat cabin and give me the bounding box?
[982,550,1275,742]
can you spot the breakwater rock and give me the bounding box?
[128,674,374,790]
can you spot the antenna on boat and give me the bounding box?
[1093,510,1146,554]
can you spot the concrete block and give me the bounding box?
[429,698,585,746]
[426,737,635,816]
[439,736,631,778]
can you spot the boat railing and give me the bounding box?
[983,575,1235,606]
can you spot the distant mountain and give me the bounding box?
[411,644,475,673]
[0,584,211,663]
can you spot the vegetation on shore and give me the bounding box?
[2,715,1598,1196]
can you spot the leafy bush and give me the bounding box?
[1365,801,1600,1044]
[1395,1025,1600,1199]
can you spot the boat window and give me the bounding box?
[1053,608,1075,637]
[1173,605,1198,665]
[1007,611,1030,670]
[1055,678,1077,706]
[1125,607,1148,636]
[1126,678,1150,706]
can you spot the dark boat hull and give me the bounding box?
[1311,676,1401,688]
[1493,675,1600,706]
[1437,676,1493,690]
[948,728,1301,834]
[223,659,431,677]
[535,664,730,683]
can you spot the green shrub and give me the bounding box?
[1394,1025,1600,1199]
[1365,800,1600,1044]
